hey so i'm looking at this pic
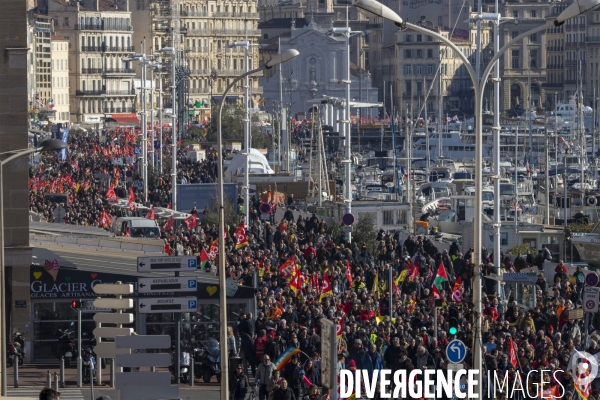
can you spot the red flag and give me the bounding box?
[319,274,333,301]
[146,207,155,220]
[164,241,172,256]
[106,186,117,203]
[345,261,353,287]
[432,285,443,301]
[128,187,137,211]
[234,224,248,249]
[290,273,302,295]
[163,216,174,231]
[451,276,464,302]
[167,202,172,209]
[312,273,320,296]
[278,256,297,281]
[207,240,219,260]
[336,318,344,339]
[508,338,518,367]
[183,214,197,230]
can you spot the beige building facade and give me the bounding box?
[51,35,71,123]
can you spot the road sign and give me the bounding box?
[586,272,599,287]
[94,342,131,358]
[93,298,134,310]
[446,339,467,363]
[137,256,198,272]
[93,313,134,324]
[93,283,134,295]
[115,335,171,350]
[584,286,600,293]
[137,276,197,294]
[342,213,355,226]
[137,297,197,313]
[448,363,464,372]
[584,291,599,313]
[93,327,133,338]
[115,353,171,368]
[259,203,271,214]
[320,318,337,390]
[115,372,171,389]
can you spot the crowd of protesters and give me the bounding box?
[29,128,600,400]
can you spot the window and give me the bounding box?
[405,49,412,58]
[511,31,519,39]
[406,81,411,95]
[530,33,538,43]
[406,34,412,42]
[530,49,538,68]
[404,65,412,75]
[416,35,422,42]
[417,81,423,95]
[427,49,433,58]
[416,49,423,58]
[531,10,537,17]
[63,17,69,27]
[415,65,422,74]
[427,65,433,74]
[513,10,518,18]
[512,50,520,68]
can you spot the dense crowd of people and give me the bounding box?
[29,127,600,400]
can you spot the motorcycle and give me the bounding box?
[193,339,221,383]
[81,344,96,383]
[57,326,77,368]
[7,331,26,366]
[169,340,192,384]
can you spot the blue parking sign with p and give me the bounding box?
[188,280,197,289]
[188,300,197,310]
[188,259,197,269]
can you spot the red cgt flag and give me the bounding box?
[128,187,136,211]
[106,186,117,203]
[146,207,155,220]
[183,214,197,230]
[345,261,353,287]
[234,224,248,249]
[508,338,518,368]
[163,216,174,231]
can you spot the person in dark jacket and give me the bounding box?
[303,360,320,387]
[231,364,250,400]
[283,355,303,400]
[362,343,383,376]
[273,379,296,400]
[241,332,257,376]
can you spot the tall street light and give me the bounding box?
[352,0,600,397]
[216,48,299,400]
[0,139,67,396]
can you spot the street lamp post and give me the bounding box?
[352,0,600,397]
[215,48,299,400]
[0,139,67,396]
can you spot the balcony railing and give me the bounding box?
[587,36,600,42]
[189,69,210,75]
[82,46,102,52]
[105,46,135,52]
[542,82,563,88]
[76,89,136,96]
[188,47,209,53]
[547,46,564,52]
[180,10,209,17]
[213,12,259,18]
[189,87,211,93]
[214,28,261,36]
[76,90,105,96]
[106,89,136,95]
[565,80,586,85]
[546,64,563,69]
[74,24,133,31]
[215,69,245,76]
[81,68,103,74]
[103,107,136,114]
[565,59,585,66]
[104,68,135,74]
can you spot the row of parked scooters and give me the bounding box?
[9,325,222,385]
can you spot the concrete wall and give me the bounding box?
[0,0,33,366]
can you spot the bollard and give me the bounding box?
[53,372,58,391]
[189,358,194,387]
[13,356,18,388]
[47,370,51,388]
[110,358,114,388]
[90,364,94,400]
[60,357,65,388]
[97,357,102,386]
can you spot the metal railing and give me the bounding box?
[105,46,135,52]
[75,24,133,31]
[104,68,135,74]
[76,89,136,96]
[189,87,211,93]
[81,46,102,52]
[81,68,103,74]
[542,82,563,88]
[103,107,135,113]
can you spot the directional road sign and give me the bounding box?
[93,313,134,325]
[115,335,171,349]
[93,327,133,339]
[93,298,134,310]
[93,283,134,295]
[137,276,197,294]
[137,256,198,272]
[115,353,171,368]
[94,342,131,359]
[137,297,197,313]
[446,339,467,363]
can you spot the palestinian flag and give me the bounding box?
[200,248,209,270]
[433,262,449,290]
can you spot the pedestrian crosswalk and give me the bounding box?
[8,387,84,399]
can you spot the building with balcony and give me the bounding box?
[51,35,71,123]
[131,0,262,124]
[28,14,56,123]
[43,0,136,124]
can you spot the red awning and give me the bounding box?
[108,113,139,124]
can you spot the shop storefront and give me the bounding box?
[28,265,254,361]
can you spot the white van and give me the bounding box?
[113,217,160,238]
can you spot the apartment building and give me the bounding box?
[131,0,262,122]
[44,0,136,124]
[29,14,55,122]
[51,35,71,123]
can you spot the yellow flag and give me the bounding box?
[75,183,81,193]
[396,269,409,285]
[372,273,379,296]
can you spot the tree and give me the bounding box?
[207,103,264,146]
[351,214,378,254]
[200,198,239,230]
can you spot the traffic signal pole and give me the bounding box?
[76,301,82,387]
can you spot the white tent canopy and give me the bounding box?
[225,148,274,182]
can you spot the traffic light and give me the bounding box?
[71,300,81,311]
[448,306,459,336]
